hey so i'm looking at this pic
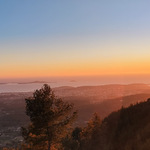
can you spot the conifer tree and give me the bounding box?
[22,84,77,150]
[80,113,101,150]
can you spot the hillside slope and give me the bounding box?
[95,99,150,150]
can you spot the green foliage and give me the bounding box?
[21,84,77,150]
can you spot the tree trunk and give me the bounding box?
[48,140,51,150]
[47,127,51,150]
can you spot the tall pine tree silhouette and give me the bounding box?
[22,84,77,150]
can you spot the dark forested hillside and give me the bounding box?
[92,99,150,150]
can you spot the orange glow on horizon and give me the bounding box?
[1,59,150,78]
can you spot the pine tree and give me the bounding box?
[80,113,101,150]
[22,84,77,150]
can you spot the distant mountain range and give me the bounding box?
[54,83,150,102]
[0,81,51,85]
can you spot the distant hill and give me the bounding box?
[69,93,150,124]
[18,81,48,84]
[54,83,150,102]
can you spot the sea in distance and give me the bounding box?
[0,75,150,93]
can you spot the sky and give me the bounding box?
[1,1,150,80]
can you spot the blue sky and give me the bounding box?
[1,1,150,39]
[1,1,150,78]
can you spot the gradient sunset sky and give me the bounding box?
[1,1,150,79]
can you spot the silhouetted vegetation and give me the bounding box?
[61,99,150,150]
[87,99,150,150]
[21,84,77,150]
